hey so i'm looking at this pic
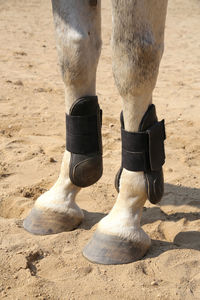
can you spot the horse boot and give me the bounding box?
[23,96,102,235]
[66,96,103,187]
[115,104,166,204]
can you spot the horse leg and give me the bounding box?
[23,0,102,235]
[83,0,168,264]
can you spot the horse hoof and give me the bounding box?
[23,207,82,235]
[83,230,150,265]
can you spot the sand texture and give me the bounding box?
[0,0,200,299]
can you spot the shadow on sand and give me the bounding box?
[142,183,200,226]
[80,209,106,230]
[144,183,200,257]
[146,230,200,260]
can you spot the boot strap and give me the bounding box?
[122,119,166,172]
[66,110,102,154]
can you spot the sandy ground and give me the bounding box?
[0,0,200,299]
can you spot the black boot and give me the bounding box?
[66,96,103,187]
[115,104,166,204]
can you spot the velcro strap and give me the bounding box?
[122,120,166,172]
[147,119,166,171]
[66,113,101,154]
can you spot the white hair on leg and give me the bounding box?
[83,0,168,264]
[23,0,102,235]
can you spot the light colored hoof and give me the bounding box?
[23,207,83,235]
[83,230,150,265]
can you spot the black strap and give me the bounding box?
[147,119,166,171]
[122,120,166,172]
[66,111,102,154]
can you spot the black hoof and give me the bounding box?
[23,207,82,235]
[83,230,150,265]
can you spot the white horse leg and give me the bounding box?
[83,0,168,264]
[23,0,101,235]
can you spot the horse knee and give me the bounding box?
[60,33,91,83]
[112,31,164,97]
[52,0,102,87]
[58,31,101,86]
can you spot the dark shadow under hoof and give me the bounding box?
[83,230,149,265]
[23,207,82,235]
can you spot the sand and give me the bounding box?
[0,0,200,299]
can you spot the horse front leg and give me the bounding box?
[23,0,102,235]
[83,0,168,264]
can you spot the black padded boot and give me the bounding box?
[66,96,103,187]
[115,104,166,204]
